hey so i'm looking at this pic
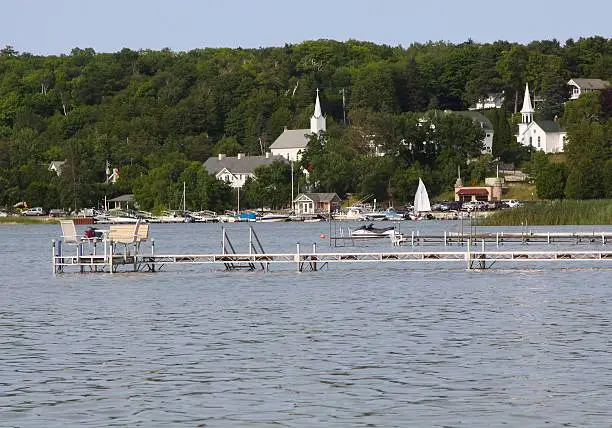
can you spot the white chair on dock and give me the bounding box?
[60,220,79,244]
[107,221,149,256]
[390,231,407,247]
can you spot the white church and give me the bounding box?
[269,90,326,162]
[516,83,567,153]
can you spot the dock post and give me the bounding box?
[151,239,156,272]
[411,231,414,246]
[547,232,550,245]
[312,242,317,271]
[109,241,114,274]
[222,227,226,254]
[603,232,606,246]
[466,238,471,270]
[444,231,447,246]
[249,228,252,254]
[78,243,84,273]
[52,240,57,274]
[417,230,420,246]
[296,242,301,272]
[496,232,499,248]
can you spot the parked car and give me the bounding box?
[439,201,462,211]
[22,207,46,216]
[503,199,523,208]
[48,208,69,217]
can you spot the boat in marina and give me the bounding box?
[258,213,290,222]
[189,210,220,223]
[383,207,407,221]
[350,223,396,237]
[410,178,432,220]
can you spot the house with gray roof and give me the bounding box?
[568,78,610,100]
[516,83,566,153]
[269,90,326,162]
[293,192,341,215]
[203,152,288,188]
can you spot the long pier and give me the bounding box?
[52,240,612,274]
[331,230,612,247]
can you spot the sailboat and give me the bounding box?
[410,178,431,220]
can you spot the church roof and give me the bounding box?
[521,83,534,113]
[269,129,311,150]
[204,154,287,175]
[535,120,563,133]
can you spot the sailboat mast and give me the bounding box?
[183,181,186,212]
[291,161,294,212]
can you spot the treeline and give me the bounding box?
[0,37,610,211]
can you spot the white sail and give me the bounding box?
[413,178,431,212]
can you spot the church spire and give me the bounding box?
[310,88,326,133]
[521,83,534,124]
[313,88,322,118]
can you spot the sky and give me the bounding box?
[2,0,610,55]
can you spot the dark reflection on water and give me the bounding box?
[1,222,612,427]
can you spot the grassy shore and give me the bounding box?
[480,199,612,226]
[0,216,58,224]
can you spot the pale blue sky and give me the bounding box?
[2,0,610,55]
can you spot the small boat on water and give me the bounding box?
[383,207,407,221]
[190,210,220,223]
[410,178,432,220]
[351,223,396,237]
[258,213,290,222]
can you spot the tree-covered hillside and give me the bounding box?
[0,37,610,212]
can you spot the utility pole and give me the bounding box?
[339,88,346,126]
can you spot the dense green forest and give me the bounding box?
[0,37,610,212]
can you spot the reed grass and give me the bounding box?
[481,200,612,226]
[0,216,57,224]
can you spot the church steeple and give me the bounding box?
[310,88,326,134]
[521,83,534,124]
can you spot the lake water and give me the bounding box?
[2,221,612,427]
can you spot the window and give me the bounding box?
[529,136,532,145]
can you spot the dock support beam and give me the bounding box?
[296,242,301,272]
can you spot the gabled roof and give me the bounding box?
[568,78,610,90]
[535,120,564,133]
[295,192,341,203]
[108,194,134,202]
[451,111,494,131]
[49,160,66,169]
[269,129,311,150]
[204,154,287,175]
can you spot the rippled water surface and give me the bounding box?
[2,221,612,427]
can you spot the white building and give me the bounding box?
[516,83,566,153]
[203,152,287,188]
[469,92,505,110]
[269,90,326,162]
[567,78,610,100]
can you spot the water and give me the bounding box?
[2,221,612,427]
